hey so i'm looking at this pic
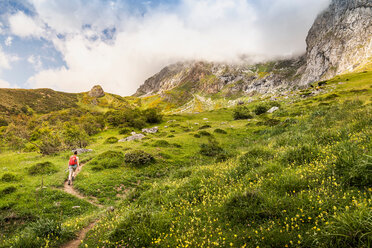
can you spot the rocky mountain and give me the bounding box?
[134,0,372,104]
[302,0,372,84]
[135,57,305,99]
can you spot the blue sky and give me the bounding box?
[0,0,330,96]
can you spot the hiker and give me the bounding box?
[68,151,80,185]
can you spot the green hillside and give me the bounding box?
[0,70,371,247]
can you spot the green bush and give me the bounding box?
[239,146,274,168]
[224,191,277,224]
[233,106,253,120]
[28,162,57,175]
[89,150,124,170]
[214,128,227,134]
[316,206,372,248]
[105,136,118,144]
[153,140,171,147]
[254,104,269,115]
[1,173,18,182]
[194,133,201,138]
[280,145,319,166]
[28,218,63,238]
[198,131,212,136]
[334,142,371,188]
[199,124,211,130]
[124,150,155,167]
[0,186,17,197]
[119,128,132,135]
[143,108,163,124]
[109,210,171,247]
[0,118,8,127]
[200,139,224,157]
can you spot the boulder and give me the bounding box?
[89,85,105,98]
[267,107,279,113]
[119,133,145,142]
[72,148,93,154]
[142,127,158,134]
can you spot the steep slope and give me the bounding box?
[302,0,372,84]
[0,88,78,115]
[134,0,372,111]
[135,58,305,107]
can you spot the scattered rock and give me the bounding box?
[203,118,208,120]
[164,126,168,128]
[107,206,115,212]
[72,206,80,209]
[167,120,176,123]
[88,85,105,98]
[72,148,93,154]
[194,123,199,125]
[119,133,145,142]
[267,107,279,113]
[142,127,158,134]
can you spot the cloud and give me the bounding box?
[8,11,45,38]
[0,78,11,88]
[5,36,13,47]
[0,46,11,70]
[27,0,330,96]
[27,54,43,70]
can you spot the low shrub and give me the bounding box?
[28,218,63,238]
[194,134,201,138]
[89,150,124,170]
[28,162,57,175]
[109,210,171,247]
[119,128,132,135]
[253,104,269,115]
[105,136,118,144]
[233,106,253,120]
[214,128,227,134]
[316,206,372,248]
[280,145,319,166]
[239,146,274,168]
[198,131,212,137]
[200,139,224,157]
[153,140,171,147]
[1,173,18,182]
[0,186,17,197]
[124,150,155,167]
[224,190,276,224]
[199,124,211,130]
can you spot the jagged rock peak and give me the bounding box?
[301,0,372,84]
[89,85,105,98]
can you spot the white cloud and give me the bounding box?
[5,36,13,47]
[0,78,10,88]
[0,46,11,70]
[8,11,45,38]
[27,55,43,71]
[27,0,330,96]
[0,23,4,34]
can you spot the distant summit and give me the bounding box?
[89,85,105,98]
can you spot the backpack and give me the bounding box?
[69,155,77,166]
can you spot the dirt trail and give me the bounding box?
[63,164,103,208]
[61,164,103,248]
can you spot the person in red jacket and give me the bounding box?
[68,151,80,185]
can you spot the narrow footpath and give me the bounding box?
[61,164,103,248]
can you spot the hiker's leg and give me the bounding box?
[68,167,73,181]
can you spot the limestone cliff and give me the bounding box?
[302,0,372,84]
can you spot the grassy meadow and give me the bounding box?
[0,70,371,247]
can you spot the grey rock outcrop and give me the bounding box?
[302,0,372,84]
[72,148,93,154]
[89,85,105,98]
[119,133,145,142]
[267,107,279,113]
[142,127,158,134]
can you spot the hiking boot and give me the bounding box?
[68,180,71,185]
[72,176,75,181]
